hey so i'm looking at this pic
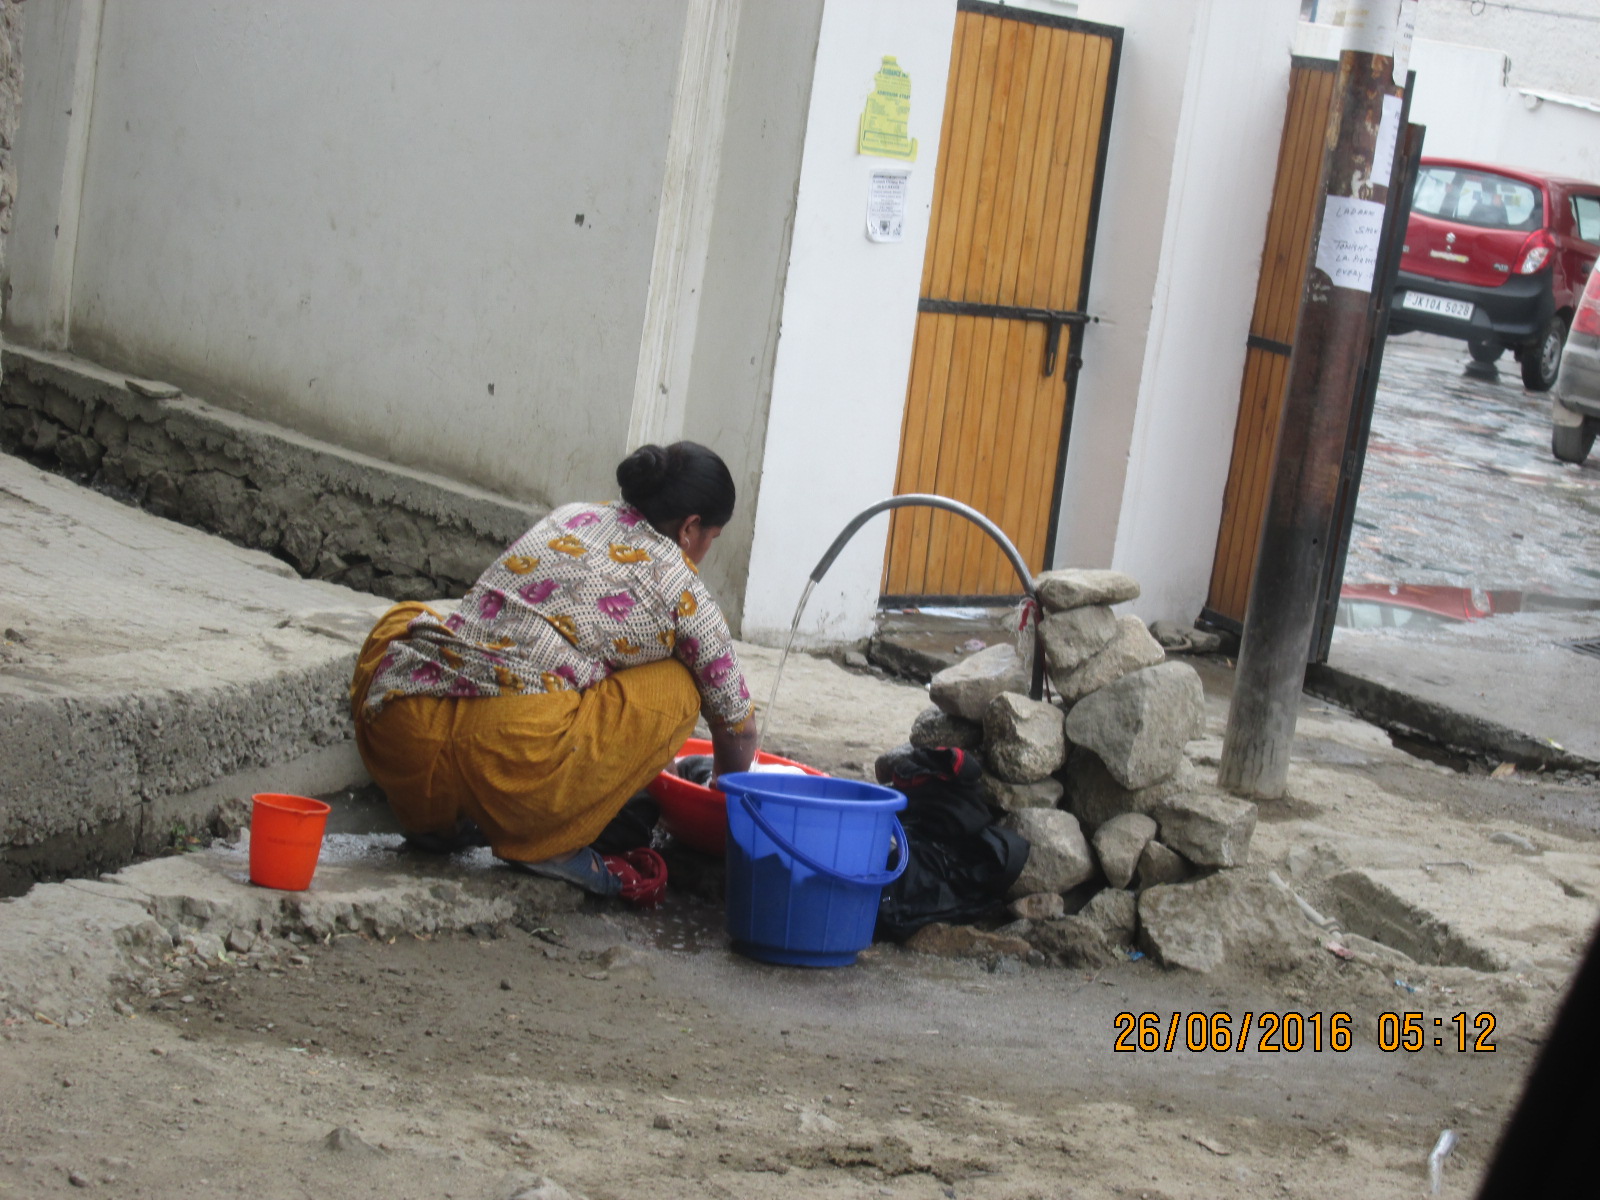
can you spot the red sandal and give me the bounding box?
[601,848,669,908]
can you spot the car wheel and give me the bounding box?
[1520,314,1567,391]
[1552,419,1596,464]
[1468,337,1502,364]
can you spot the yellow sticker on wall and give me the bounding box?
[858,55,917,162]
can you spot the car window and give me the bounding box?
[1573,194,1600,245]
[1412,166,1542,232]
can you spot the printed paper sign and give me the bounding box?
[866,170,909,242]
[1315,195,1386,293]
[858,55,918,162]
[1372,94,1402,190]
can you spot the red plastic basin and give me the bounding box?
[647,737,826,855]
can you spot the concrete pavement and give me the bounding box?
[1312,609,1600,772]
[0,452,390,893]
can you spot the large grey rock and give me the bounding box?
[1151,793,1258,868]
[909,705,984,751]
[1064,661,1204,789]
[1092,812,1157,889]
[1051,616,1165,704]
[928,643,1027,722]
[1136,839,1191,887]
[1035,568,1140,613]
[983,693,1068,784]
[1005,809,1095,898]
[1039,605,1117,677]
[1138,868,1313,973]
[1078,887,1139,945]
[1061,749,1196,833]
[981,773,1064,814]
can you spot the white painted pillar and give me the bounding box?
[1068,0,1302,624]
[627,0,741,451]
[739,0,958,647]
[4,0,103,349]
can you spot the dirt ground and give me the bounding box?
[2,644,1597,1200]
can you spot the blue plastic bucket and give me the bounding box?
[720,772,908,967]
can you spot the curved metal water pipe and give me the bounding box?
[805,494,1045,701]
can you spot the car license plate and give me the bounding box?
[1401,291,1474,321]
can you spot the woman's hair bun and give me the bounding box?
[616,443,671,498]
[615,440,736,531]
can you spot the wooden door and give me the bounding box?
[1204,59,1336,628]
[881,1,1120,603]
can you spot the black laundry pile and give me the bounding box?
[872,745,1030,941]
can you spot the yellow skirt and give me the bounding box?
[349,602,699,863]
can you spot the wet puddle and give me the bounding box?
[1344,335,1600,618]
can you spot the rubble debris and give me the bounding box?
[1034,568,1140,612]
[1150,793,1258,869]
[1149,619,1224,655]
[1077,887,1138,946]
[910,705,985,751]
[1025,915,1114,967]
[1135,839,1191,887]
[1092,813,1158,889]
[928,643,1028,722]
[980,773,1064,813]
[983,693,1067,784]
[1003,809,1094,897]
[1138,867,1314,973]
[1039,605,1117,676]
[1065,661,1205,790]
[1061,749,1197,833]
[1008,893,1065,921]
[905,923,1031,961]
[1051,615,1165,705]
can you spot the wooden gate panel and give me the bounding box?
[1205,59,1336,625]
[884,5,1118,600]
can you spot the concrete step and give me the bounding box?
[0,453,394,893]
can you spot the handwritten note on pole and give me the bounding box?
[1315,195,1386,293]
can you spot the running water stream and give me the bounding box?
[756,578,815,753]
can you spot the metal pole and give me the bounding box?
[1219,1,1410,799]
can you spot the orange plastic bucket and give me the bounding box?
[249,793,332,890]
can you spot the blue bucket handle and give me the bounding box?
[734,790,909,888]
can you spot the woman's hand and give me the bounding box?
[709,718,758,781]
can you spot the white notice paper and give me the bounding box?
[1394,0,1418,84]
[1372,94,1402,190]
[866,170,909,243]
[1315,195,1386,292]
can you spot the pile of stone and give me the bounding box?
[900,569,1309,973]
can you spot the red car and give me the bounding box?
[1390,158,1600,391]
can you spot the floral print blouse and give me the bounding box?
[363,501,752,730]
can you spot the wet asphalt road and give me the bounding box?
[1343,332,1600,602]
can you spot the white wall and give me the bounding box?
[1317,0,1600,99]
[682,0,826,632]
[1086,0,1301,625]
[1048,0,1197,575]
[740,0,958,646]
[742,0,1305,643]
[1405,39,1600,182]
[7,0,690,509]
